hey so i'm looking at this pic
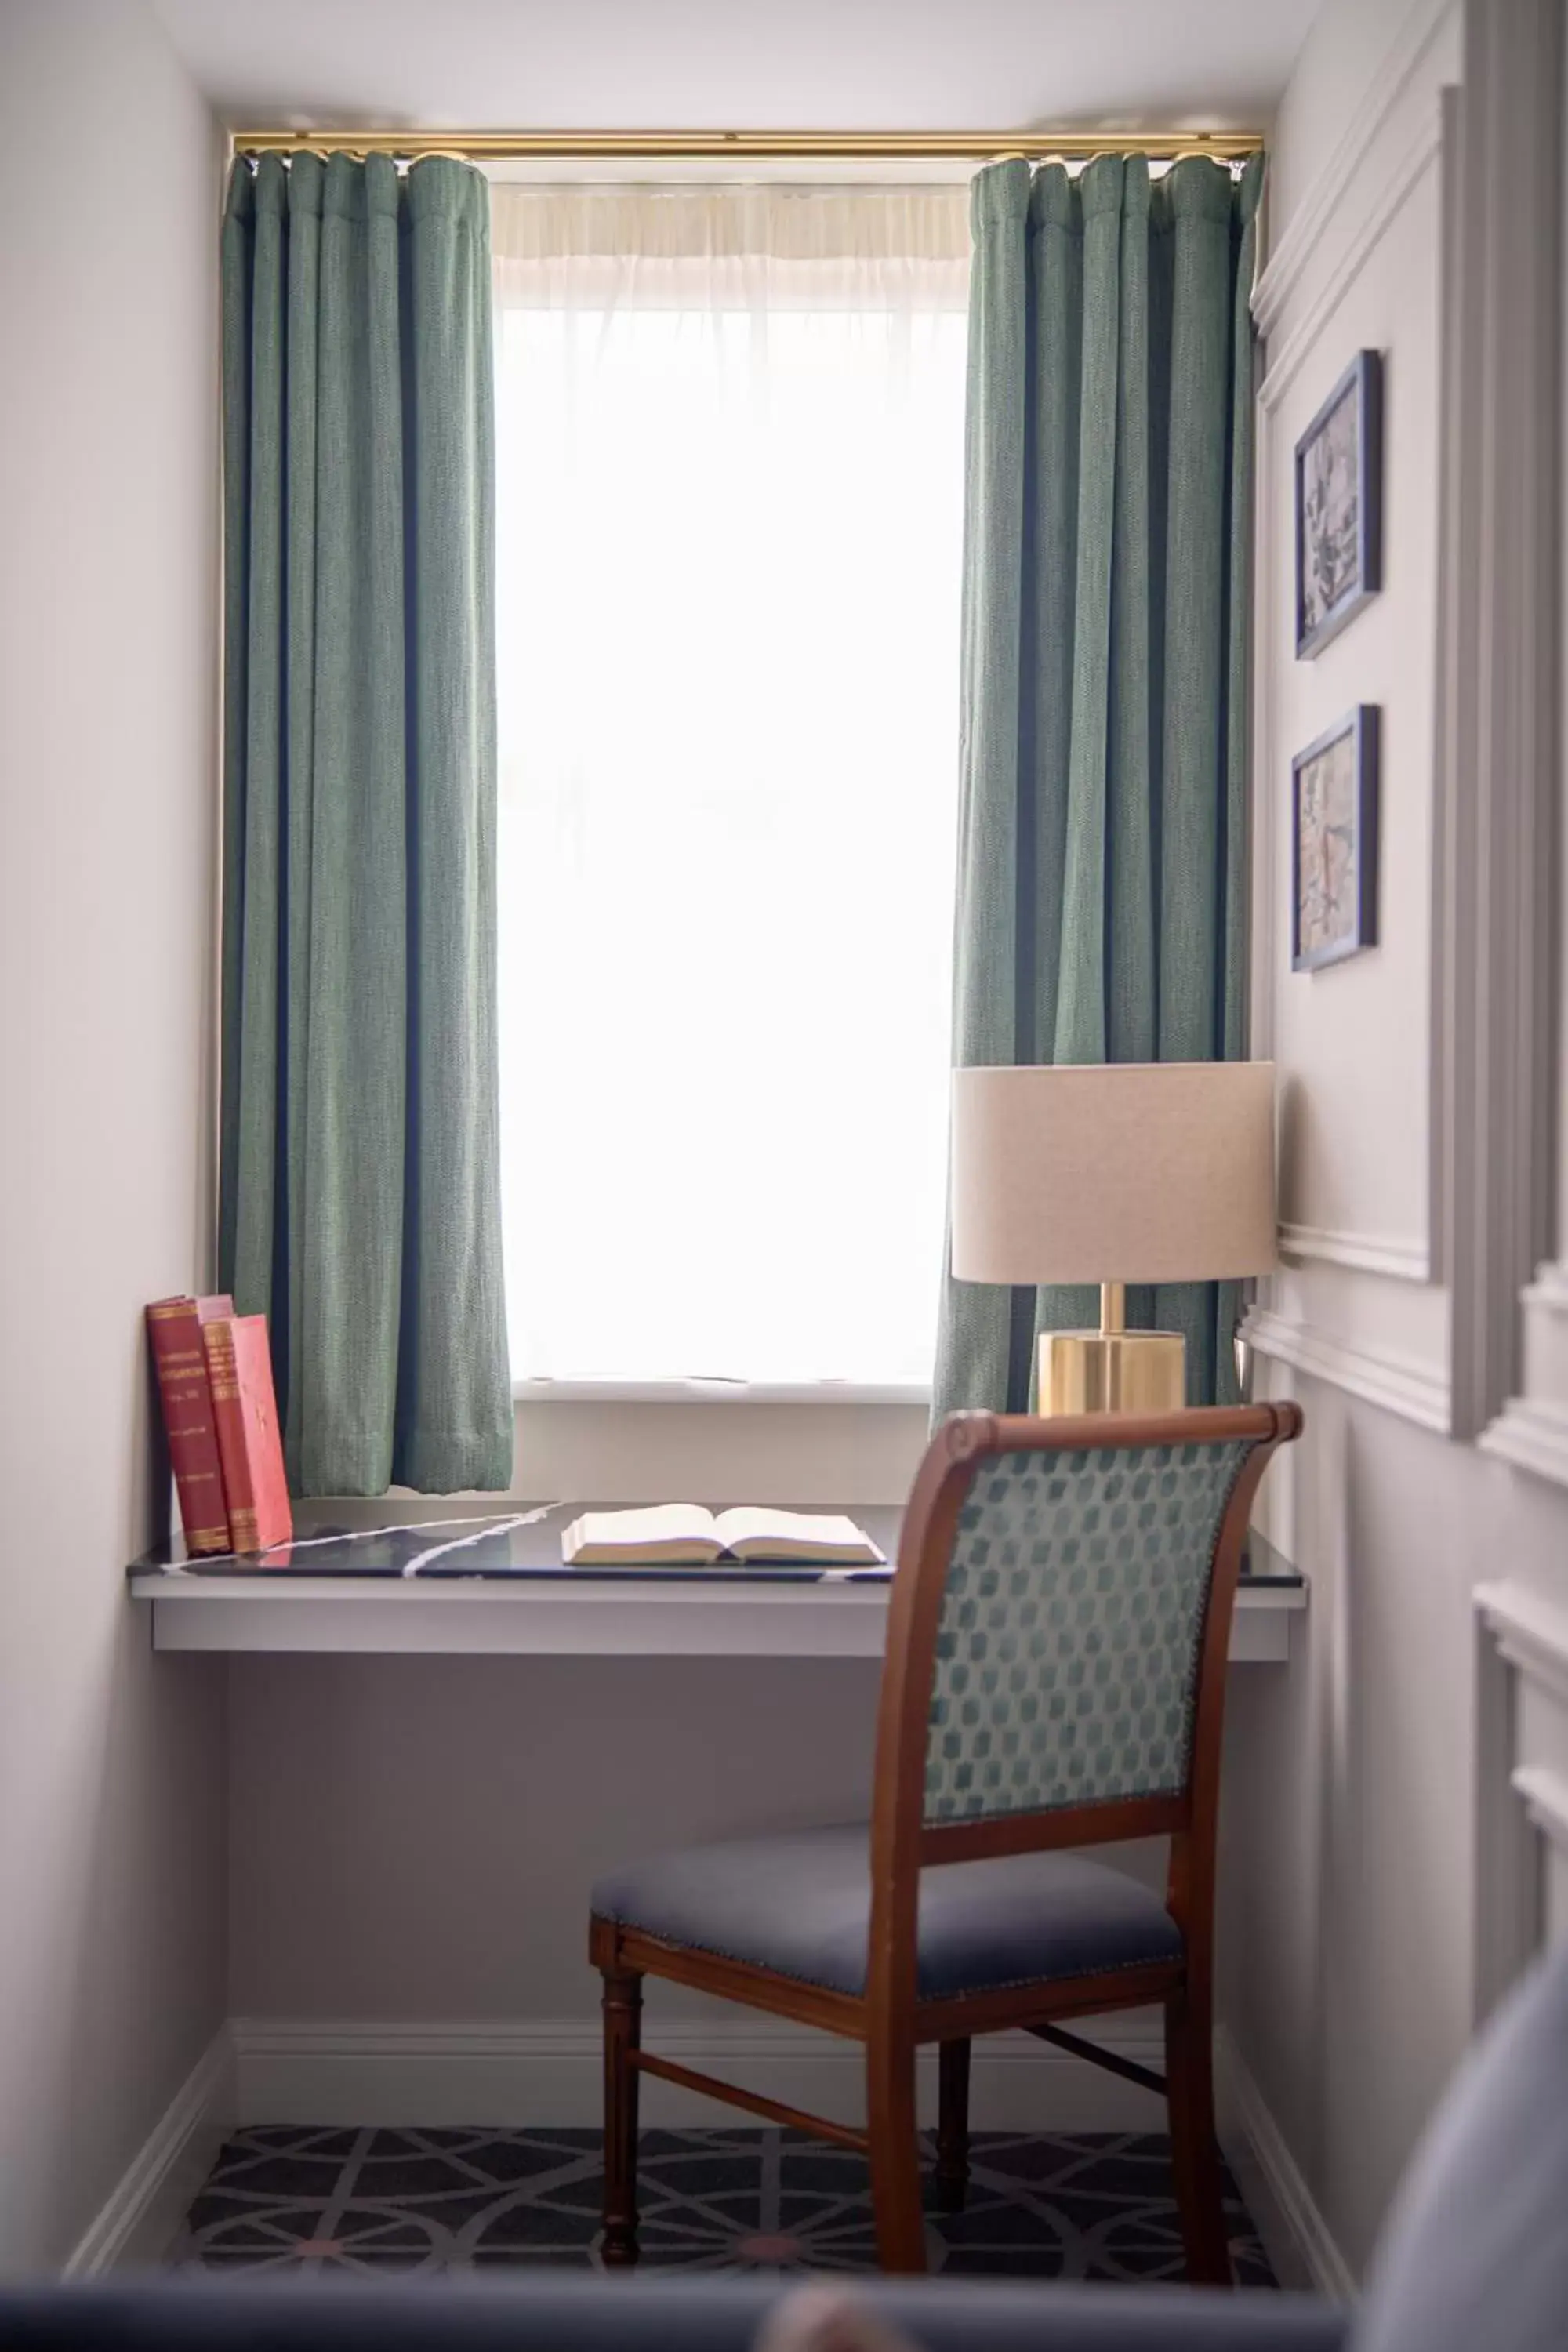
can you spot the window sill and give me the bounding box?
[511,1379,932,1405]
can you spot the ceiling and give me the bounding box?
[152,0,1321,136]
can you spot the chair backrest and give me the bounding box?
[869,1404,1301,1900]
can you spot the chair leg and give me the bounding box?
[935,2038,971,2213]
[601,1967,643,2267]
[867,2032,927,2273]
[1165,1984,1231,2286]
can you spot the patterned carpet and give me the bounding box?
[172,2125,1276,2283]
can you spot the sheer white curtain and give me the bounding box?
[491,183,970,1385]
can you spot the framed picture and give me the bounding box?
[1291,706,1379,972]
[1294,350,1382,658]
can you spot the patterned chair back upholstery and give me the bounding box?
[922,1432,1254,1825]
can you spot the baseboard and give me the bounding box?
[233,2013,1169,2135]
[64,2014,1351,2284]
[64,2028,234,2276]
[1217,2027,1355,2302]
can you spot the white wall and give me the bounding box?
[1227,0,1568,2286]
[0,0,226,2277]
[230,1653,882,2021]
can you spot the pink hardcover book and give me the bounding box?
[201,1314,292,1553]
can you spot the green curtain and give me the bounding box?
[935,152,1261,1421]
[220,151,512,1496]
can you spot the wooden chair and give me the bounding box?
[589,1400,1302,2279]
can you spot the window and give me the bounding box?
[492,184,969,1388]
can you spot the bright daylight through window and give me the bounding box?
[492,184,970,1386]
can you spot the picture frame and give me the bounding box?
[1290,706,1379,973]
[1294,349,1383,659]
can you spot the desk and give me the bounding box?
[129,1504,1307,1662]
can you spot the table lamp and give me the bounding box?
[949,1061,1278,1414]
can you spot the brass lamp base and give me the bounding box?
[1036,1283,1186,1416]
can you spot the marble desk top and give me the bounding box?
[129,1503,1305,1587]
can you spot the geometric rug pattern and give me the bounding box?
[172,2125,1276,2285]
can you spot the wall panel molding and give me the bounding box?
[1241,1305,1450,1431]
[1473,1590,1542,2022]
[1250,24,1449,1306]
[1257,106,1443,412]
[1477,1580,1568,1712]
[1482,1272,1568,1490]
[1479,1398,1568,1489]
[1514,1766,1568,1857]
[1254,0,1454,337]
[1523,1263,1568,1317]
[1475,1581,1568,1965]
[1248,394,1280,1062]
[1277,1224,1432,1283]
[1434,0,1561,1439]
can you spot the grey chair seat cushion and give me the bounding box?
[591,1823,1182,2001]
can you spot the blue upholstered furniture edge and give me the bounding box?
[0,2277,1347,2352]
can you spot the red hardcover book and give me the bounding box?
[147,1294,234,1555]
[201,1314,292,1553]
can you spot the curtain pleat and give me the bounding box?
[941,162,1029,1416]
[934,152,1261,1420]
[220,151,511,1496]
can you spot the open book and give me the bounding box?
[561,1505,885,1568]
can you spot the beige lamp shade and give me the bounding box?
[950,1061,1278,1287]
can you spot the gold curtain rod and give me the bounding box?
[230,128,1262,165]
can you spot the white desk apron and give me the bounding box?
[129,1573,1304,1661]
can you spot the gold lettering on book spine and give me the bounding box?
[205,1329,238,1399]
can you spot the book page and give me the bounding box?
[561,1504,722,1566]
[711,1508,884,1564]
